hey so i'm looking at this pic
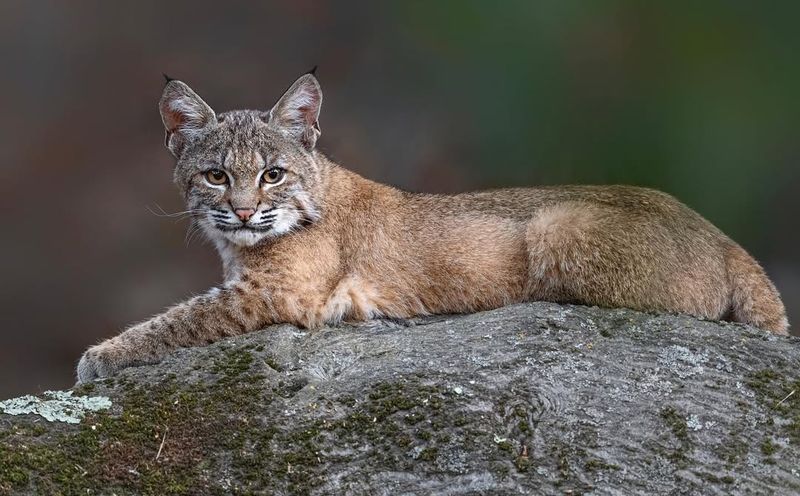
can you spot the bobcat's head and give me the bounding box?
[158,72,324,247]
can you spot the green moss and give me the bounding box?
[660,406,689,442]
[367,383,418,418]
[451,414,468,427]
[760,438,778,456]
[0,344,279,495]
[0,370,481,495]
[514,453,531,472]
[746,369,800,445]
[584,459,619,472]
[496,440,514,454]
[417,447,438,462]
[263,356,281,372]
[0,446,31,488]
[211,347,255,381]
[227,378,465,494]
[554,444,570,479]
[790,418,800,445]
[694,471,735,484]
[717,434,748,466]
[660,406,692,466]
[747,369,782,394]
[404,411,425,425]
[27,425,47,437]
[511,405,533,435]
[73,383,96,396]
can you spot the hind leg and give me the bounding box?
[524,203,730,320]
[525,203,639,307]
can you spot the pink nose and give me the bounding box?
[234,208,256,222]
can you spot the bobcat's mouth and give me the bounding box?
[201,206,303,246]
[215,224,273,232]
[210,210,277,234]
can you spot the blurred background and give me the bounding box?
[1,1,798,398]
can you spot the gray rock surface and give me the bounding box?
[1,302,799,495]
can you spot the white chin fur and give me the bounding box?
[221,229,269,247]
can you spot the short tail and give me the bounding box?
[726,244,789,334]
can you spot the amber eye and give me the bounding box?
[205,169,228,186]
[261,167,285,185]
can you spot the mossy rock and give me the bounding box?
[1,302,798,495]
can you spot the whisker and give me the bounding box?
[147,204,199,218]
[188,227,205,246]
[147,204,206,223]
[185,221,207,247]
[250,218,276,226]
[184,224,197,246]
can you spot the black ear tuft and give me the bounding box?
[162,73,175,84]
[307,65,318,76]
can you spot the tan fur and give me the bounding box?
[725,244,789,331]
[76,74,789,382]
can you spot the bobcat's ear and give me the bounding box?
[268,73,322,150]
[159,80,216,157]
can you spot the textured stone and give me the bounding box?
[0,302,798,495]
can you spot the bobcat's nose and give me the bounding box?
[234,208,256,222]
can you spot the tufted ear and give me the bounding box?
[159,79,216,157]
[268,72,322,150]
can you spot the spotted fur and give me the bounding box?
[76,73,789,382]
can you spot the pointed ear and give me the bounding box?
[268,73,322,150]
[159,80,216,157]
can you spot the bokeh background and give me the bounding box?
[1,1,798,398]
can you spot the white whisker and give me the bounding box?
[185,221,207,247]
[147,204,206,222]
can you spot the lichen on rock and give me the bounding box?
[0,302,798,495]
[0,390,111,424]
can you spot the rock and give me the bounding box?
[0,302,798,495]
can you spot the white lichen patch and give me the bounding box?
[0,390,111,424]
[657,345,709,379]
[686,414,703,431]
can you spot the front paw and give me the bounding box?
[76,340,128,383]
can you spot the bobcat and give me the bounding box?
[77,71,789,382]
